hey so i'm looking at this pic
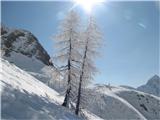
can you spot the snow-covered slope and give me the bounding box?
[85,85,160,120]
[1,25,160,120]
[1,25,64,92]
[2,51,65,92]
[137,75,160,97]
[1,58,160,120]
[0,59,80,120]
[120,85,136,90]
[1,59,102,120]
[115,88,160,120]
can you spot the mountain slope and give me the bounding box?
[137,75,160,97]
[1,25,52,66]
[1,59,102,120]
[1,25,160,120]
[1,59,80,120]
[1,58,160,120]
[1,25,65,92]
[85,85,160,120]
[115,88,160,119]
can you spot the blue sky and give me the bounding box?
[2,1,159,87]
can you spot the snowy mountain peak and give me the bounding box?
[147,75,160,85]
[1,25,53,66]
[137,75,160,97]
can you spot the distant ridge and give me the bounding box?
[137,75,160,97]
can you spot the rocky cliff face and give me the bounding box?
[1,25,53,66]
[137,75,160,97]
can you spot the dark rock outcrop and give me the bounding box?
[1,25,53,66]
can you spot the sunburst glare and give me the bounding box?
[73,0,105,13]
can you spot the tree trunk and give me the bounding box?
[62,37,72,107]
[75,42,88,115]
[75,73,83,115]
[62,85,71,107]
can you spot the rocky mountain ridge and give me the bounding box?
[1,25,53,66]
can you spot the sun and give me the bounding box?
[73,0,105,13]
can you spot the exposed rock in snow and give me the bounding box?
[137,75,160,97]
[1,25,53,66]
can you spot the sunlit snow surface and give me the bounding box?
[1,59,78,119]
[0,59,102,120]
[3,51,65,92]
[1,58,160,120]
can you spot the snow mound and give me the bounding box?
[0,59,80,120]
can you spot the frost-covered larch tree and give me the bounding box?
[75,16,102,115]
[53,10,82,108]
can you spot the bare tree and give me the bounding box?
[53,10,81,108]
[75,16,102,115]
